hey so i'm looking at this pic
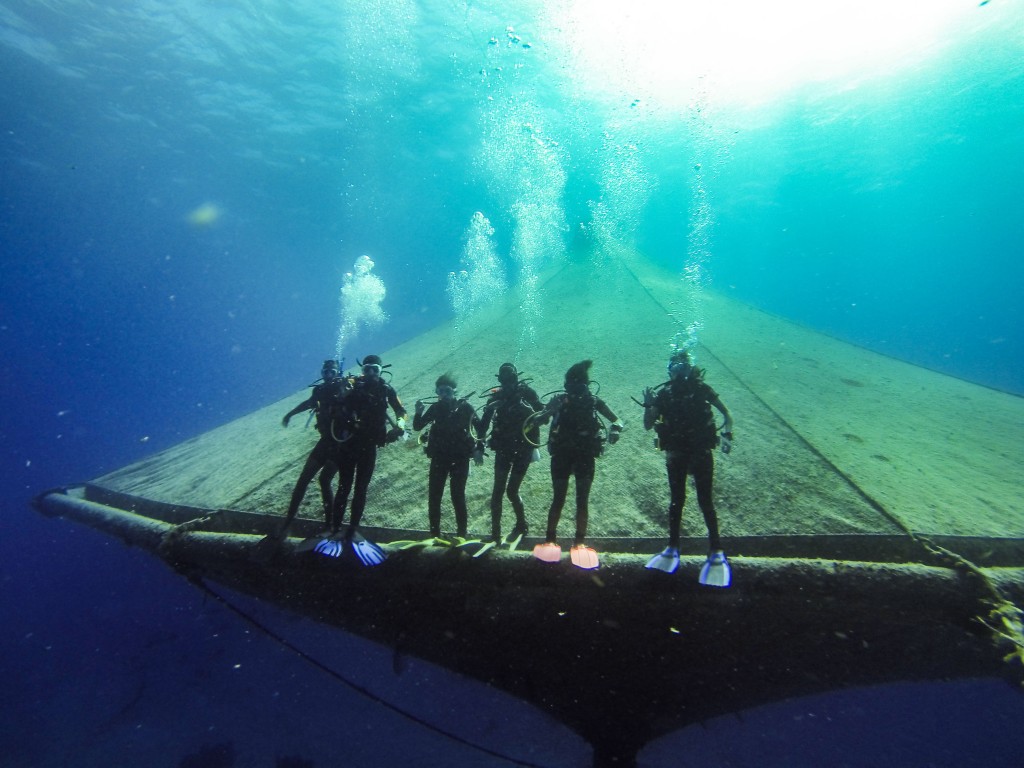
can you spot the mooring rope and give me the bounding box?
[615,253,912,539]
[616,252,1024,683]
[189,575,552,768]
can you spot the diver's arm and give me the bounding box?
[462,404,483,453]
[476,402,496,440]
[536,396,559,425]
[643,388,660,431]
[710,394,733,453]
[596,398,619,424]
[282,396,315,427]
[388,387,408,427]
[597,398,624,443]
[467,404,483,436]
[412,402,435,431]
[643,407,657,431]
[523,386,543,411]
[388,388,407,418]
[710,395,733,434]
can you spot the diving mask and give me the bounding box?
[668,360,691,380]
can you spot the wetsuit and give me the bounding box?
[476,382,543,541]
[649,376,722,550]
[280,377,350,533]
[543,392,618,545]
[414,398,479,538]
[330,375,406,537]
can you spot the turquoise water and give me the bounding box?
[3,1,1023,766]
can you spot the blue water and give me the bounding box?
[3,2,1023,766]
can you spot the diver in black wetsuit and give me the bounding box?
[413,373,480,539]
[476,363,543,544]
[643,349,733,555]
[329,355,407,540]
[540,360,623,547]
[276,359,351,538]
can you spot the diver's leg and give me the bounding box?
[665,453,689,549]
[450,457,470,538]
[346,446,377,534]
[546,453,571,542]
[693,451,721,550]
[506,451,531,532]
[319,458,339,530]
[490,452,513,541]
[280,441,327,536]
[332,451,357,534]
[318,455,338,525]
[573,455,596,545]
[427,457,446,537]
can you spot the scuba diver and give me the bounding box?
[275,359,351,539]
[327,354,407,564]
[413,373,480,541]
[642,349,734,587]
[476,363,543,548]
[533,360,623,569]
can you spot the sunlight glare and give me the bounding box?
[551,0,971,109]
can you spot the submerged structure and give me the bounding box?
[34,248,1024,766]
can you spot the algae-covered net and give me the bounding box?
[42,245,1024,766]
[92,247,1023,556]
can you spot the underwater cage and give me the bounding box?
[33,248,1024,767]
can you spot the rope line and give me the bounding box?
[615,251,1024,682]
[190,575,551,768]
[615,252,916,541]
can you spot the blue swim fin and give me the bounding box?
[313,537,344,558]
[294,533,337,555]
[699,550,731,587]
[351,532,387,566]
[645,546,680,574]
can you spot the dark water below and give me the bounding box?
[2,1,1022,764]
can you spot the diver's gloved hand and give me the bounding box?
[608,420,624,445]
[472,440,485,466]
[720,431,733,454]
[395,417,410,442]
[414,400,425,415]
[642,387,655,407]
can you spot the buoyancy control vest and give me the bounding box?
[336,377,395,447]
[422,399,477,459]
[314,378,353,438]
[548,392,605,458]
[653,377,719,453]
[485,385,540,453]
